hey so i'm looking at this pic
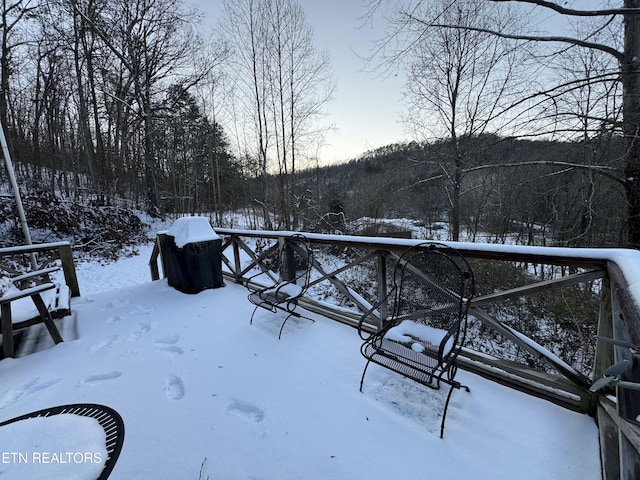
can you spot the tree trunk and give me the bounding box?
[0,3,9,128]
[624,0,640,248]
[450,135,462,242]
[73,38,97,190]
[144,103,158,211]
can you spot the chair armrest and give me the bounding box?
[272,281,303,300]
[0,283,56,304]
[11,266,61,283]
[357,287,395,340]
[245,268,279,293]
[437,319,463,362]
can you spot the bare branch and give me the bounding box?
[424,20,624,61]
[70,2,133,73]
[490,0,640,17]
[461,160,624,183]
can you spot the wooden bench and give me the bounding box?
[1,266,70,358]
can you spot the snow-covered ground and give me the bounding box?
[0,244,602,479]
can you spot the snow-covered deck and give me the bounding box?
[0,257,601,479]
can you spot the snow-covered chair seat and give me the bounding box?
[248,282,304,306]
[358,243,475,437]
[1,266,69,357]
[0,403,125,480]
[247,234,314,339]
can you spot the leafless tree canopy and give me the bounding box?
[1,0,236,215]
[361,0,639,246]
[218,0,335,229]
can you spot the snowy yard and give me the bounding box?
[0,244,601,479]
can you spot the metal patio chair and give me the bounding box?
[358,242,475,437]
[247,234,314,338]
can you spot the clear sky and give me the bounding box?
[193,0,408,165]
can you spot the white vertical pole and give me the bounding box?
[0,122,38,269]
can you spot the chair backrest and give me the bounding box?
[391,243,474,350]
[280,235,313,289]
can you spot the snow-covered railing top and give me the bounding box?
[213,228,639,328]
[213,227,637,266]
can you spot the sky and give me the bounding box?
[193,0,408,164]
[0,227,603,479]
[192,0,613,165]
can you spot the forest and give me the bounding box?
[0,0,635,251]
[298,136,626,248]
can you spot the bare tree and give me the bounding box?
[454,0,637,245]
[220,0,333,229]
[366,0,529,240]
[195,68,232,224]
[71,0,213,212]
[365,0,636,245]
[220,0,272,224]
[0,0,36,130]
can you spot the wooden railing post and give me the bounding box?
[58,243,80,297]
[596,262,640,480]
[149,238,161,281]
[148,233,170,281]
[280,237,296,282]
[608,262,640,421]
[598,399,621,480]
[596,274,620,480]
[157,233,169,280]
[595,272,614,381]
[232,237,242,282]
[376,251,388,328]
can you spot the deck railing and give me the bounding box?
[150,228,640,480]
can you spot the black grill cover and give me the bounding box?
[163,237,224,293]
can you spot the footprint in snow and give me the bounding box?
[132,304,154,316]
[82,371,122,386]
[73,297,95,305]
[127,321,151,342]
[0,377,61,409]
[155,335,182,357]
[105,315,123,325]
[88,334,118,353]
[165,375,185,400]
[226,399,265,424]
[155,334,180,345]
[100,299,130,310]
[156,345,184,358]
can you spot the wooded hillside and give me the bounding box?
[292,135,625,248]
[1,131,626,249]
